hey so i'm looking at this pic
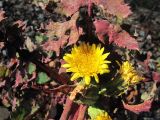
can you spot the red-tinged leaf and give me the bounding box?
[41,36,68,56]
[94,20,139,50]
[7,58,19,68]
[123,100,153,114]
[59,59,67,74]
[60,0,86,16]
[94,20,114,42]
[46,21,68,40]
[41,56,52,63]
[68,26,83,46]
[2,93,10,107]
[0,42,4,49]
[13,70,23,88]
[152,72,160,83]
[14,20,26,30]
[12,98,17,111]
[45,12,80,46]
[95,0,132,18]
[0,10,5,21]
[112,31,139,50]
[0,81,6,88]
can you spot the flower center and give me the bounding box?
[72,46,99,76]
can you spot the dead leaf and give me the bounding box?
[45,12,81,47]
[25,37,37,52]
[41,36,68,56]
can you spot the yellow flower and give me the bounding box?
[63,42,111,85]
[119,61,143,85]
[95,112,112,120]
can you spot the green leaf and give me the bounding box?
[0,65,7,78]
[141,92,150,100]
[36,72,50,84]
[88,106,105,120]
[78,86,99,105]
[28,63,36,74]
[11,108,26,120]
[30,104,39,115]
[35,34,48,44]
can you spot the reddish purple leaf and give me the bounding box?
[14,20,26,30]
[94,20,139,50]
[112,31,139,50]
[45,12,81,47]
[12,98,17,111]
[123,100,153,114]
[59,59,67,74]
[94,20,113,42]
[0,10,5,21]
[13,70,23,88]
[0,81,6,88]
[0,42,4,49]
[60,0,86,16]
[95,0,132,18]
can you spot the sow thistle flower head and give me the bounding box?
[95,112,112,120]
[119,61,143,85]
[63,42,111,85]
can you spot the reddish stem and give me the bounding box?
[88,0,92,16]
[77,104,88,120]
[60,97,73,120]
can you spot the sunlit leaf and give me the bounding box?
[28,63,36,75]
[95,0,132,18]
[94,20,139,50]
[36,72,50,84]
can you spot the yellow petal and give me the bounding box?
[94,74,99,83]
[71,73,81,81]
[84,76,91,85]
[63,55,72,61]
[91,44,96,51]
[101,64,109,68]
[62,64,71,68]
[100,69,110,74]
[102,53,110,60]
[66,68,77,72]
[103,60,111,64]
[100,47,105,54]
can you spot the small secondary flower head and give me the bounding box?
[63,42,111,85]
[119,61,143,85]
[95,112,112,120]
